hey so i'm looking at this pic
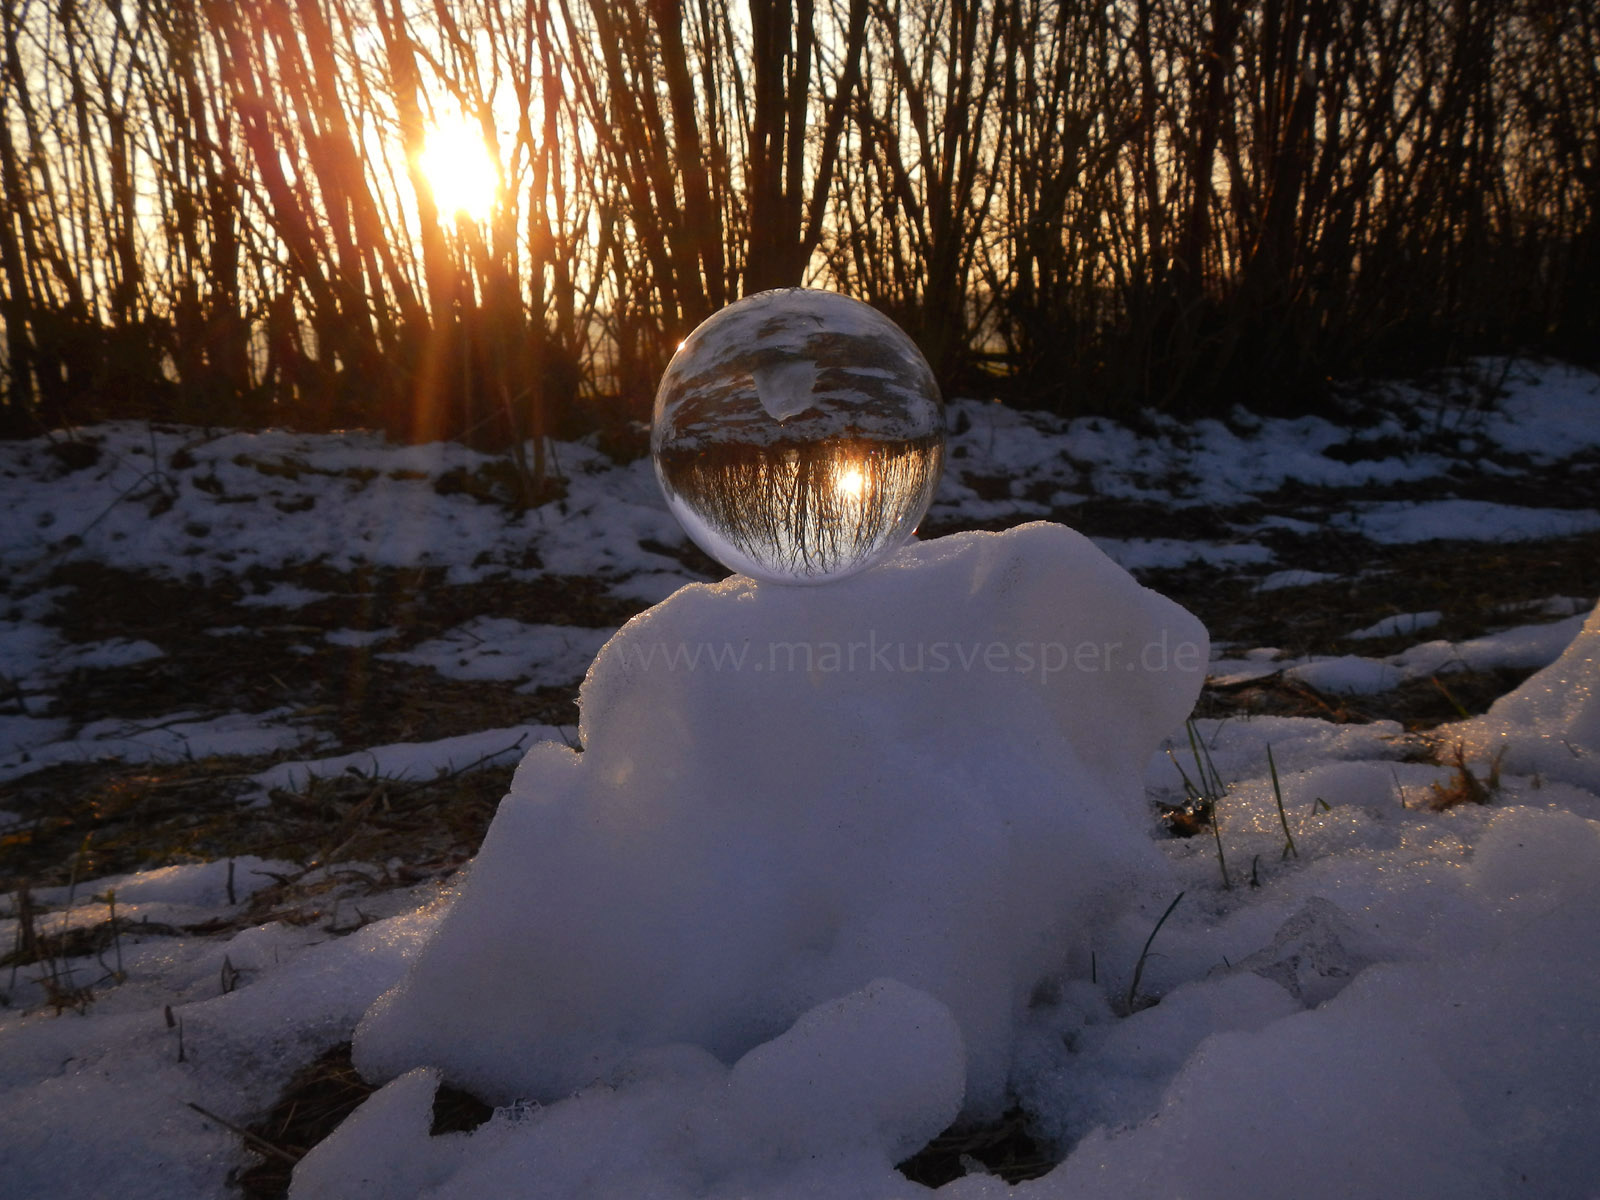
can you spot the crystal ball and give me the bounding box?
[652,289,945,585]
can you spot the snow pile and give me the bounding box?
[298,979,965,1200]
[997,805,1600,1200]
[1453,597,1600,789]
[329,523,1205,1189]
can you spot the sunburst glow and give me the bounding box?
[835,464,867,498]
[418,115,499,222]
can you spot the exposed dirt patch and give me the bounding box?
[23,562,622,741]
[1,750,518,891]
[896,1107,1054,1187]
[1195,664,1541,730]
[1152,530,1600,658]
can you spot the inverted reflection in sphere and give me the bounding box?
[652,289,945,585]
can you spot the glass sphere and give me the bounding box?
[652,289,945,585]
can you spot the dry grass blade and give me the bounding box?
[1267,743,1298,860]
[1427,743,1506,811]
[186,1102,301,1167]
[1126,891,1185,1014]
[1183,721,1231,890]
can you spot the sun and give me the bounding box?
[835,464,867,498]
[418,115,500,222]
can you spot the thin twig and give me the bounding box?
[185,1101,301,1166]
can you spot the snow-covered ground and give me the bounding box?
[2,358,1599,1198]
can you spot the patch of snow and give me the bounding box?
[325,627,399,647]
[0,713,72,757]
[0,618,163,695]
[0,902,441,1200]
[1347,610,1442,639]
[248,724,564,798]
[1253,514,1322,534]
[1450,597,1600,789]
[0,708,315,783]
[1285,654,1399,694]
[1207,656,1285,686]
[1092,537,1274,572]
[1480,361,1600,459]
[1497,594,1593,618]
[1394,611,1589,677]
[1257,568,1337,591]
[238,583,329,609]
[380,618,615,691]
[1214,611,1589,696]
[60,637,165,670]
[1336,498,1600,544]
[607,571,704,604]
[533,458,689,580]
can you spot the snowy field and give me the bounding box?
[3,359,1600,1198]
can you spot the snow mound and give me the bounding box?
[301,980,962,1200]
[354,523,1207,1120]
[1002,806,1600,1200]
[288,1068,465,1200]
[727,978,965,1165]
[1451,596,1600,788]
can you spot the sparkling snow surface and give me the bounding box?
[2,359,1599,1199]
